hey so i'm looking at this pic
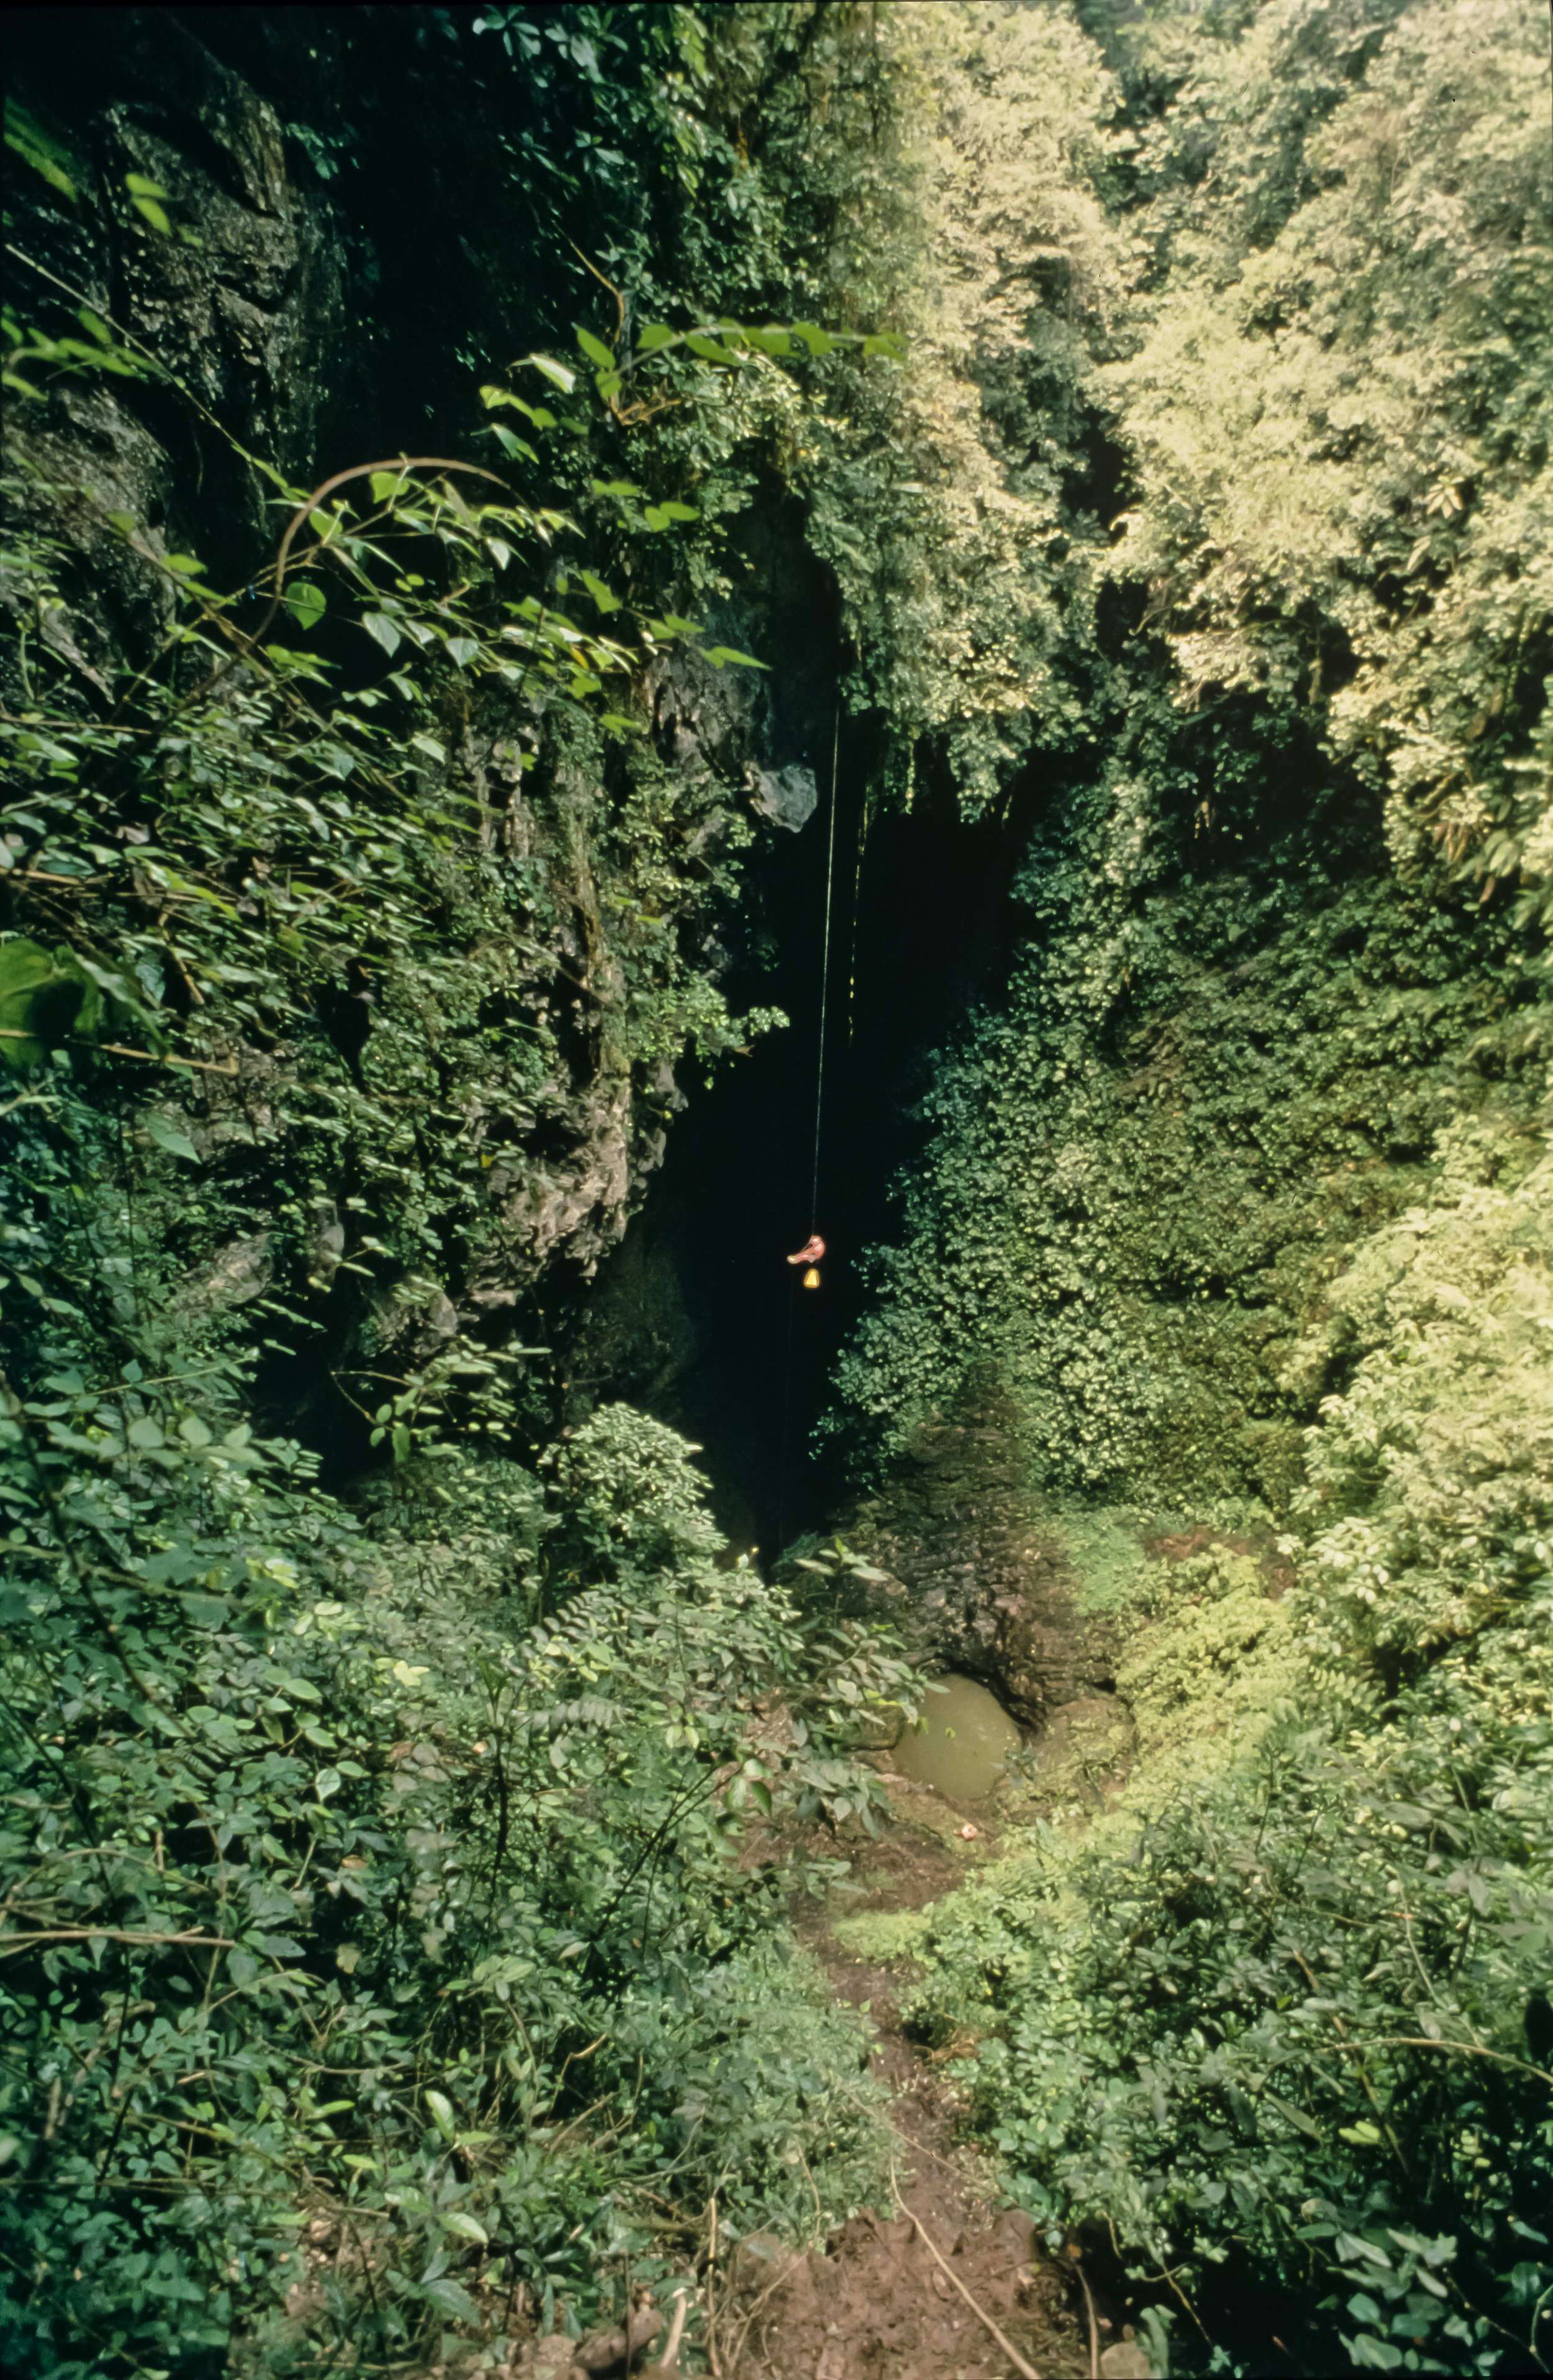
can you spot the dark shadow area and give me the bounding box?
[565,724,1050,1560]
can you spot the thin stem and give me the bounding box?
[888,2164,1041,2380]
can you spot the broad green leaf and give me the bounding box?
[579,570,621,615]
[1346,2337,1403,2372]
[442,2211,488,2245]
[177,1414,213,1447]
[1264,2092,1322,2140]
[703,646,769,671]
[362,611,401,656]
[285,579,326,632]
[317,740,355,781]
[527,352,576,395]
[0,939,85,1071]
[483,385,555,429]
[130,192,172,237]
[425,2088,457,2141]
[145,1115,199,1162]
[265,1671,321,1703]
[178,1594,229,1627]
[575,326,615,370]
[141,1546,198,1581]
[1336,2235,1393,2269]
[635,322,676,352]
[424,2276,480,2323]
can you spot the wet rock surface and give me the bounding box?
[845,1393,1101,1728]
[6,12,348,661]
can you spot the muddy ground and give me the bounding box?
[712,1780,1153,2380]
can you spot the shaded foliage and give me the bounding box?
[0,1096,921,2369]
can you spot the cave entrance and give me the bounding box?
[563,717,1044,1561]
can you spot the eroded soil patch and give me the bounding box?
[724,1789,1103,2380]
[726,2201,1085,2380]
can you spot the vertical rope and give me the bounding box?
[776,1272,797,1556]
[779,707,842,1556]
[811,705,840,1232]
[848,779,870,1045]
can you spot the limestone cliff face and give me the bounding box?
[7,14,347,668]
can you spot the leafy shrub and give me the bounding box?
[0,1271,916,2372]
[911,1702,1552,2376]
[0,1053,918,2374]
[898,1140,1553,2374]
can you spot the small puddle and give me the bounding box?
[891,1673,1021,1800]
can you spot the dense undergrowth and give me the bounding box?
[811,4,1553,2369]
[4,1,1552,2374]
[0,1197,912,2369]
[891,1133,1553,2372]
[1,11,926,2369]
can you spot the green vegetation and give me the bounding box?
[1,17,921,2368]
[826,0,1552,1494]
[0,1310,914,2368]
[811,4,1553,2368]
[855,1129,1553,2373]
[4,0,1552,2372]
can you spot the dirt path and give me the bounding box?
[721,1783,1139,2380]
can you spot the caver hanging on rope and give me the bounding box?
[787,1232,825,1288]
